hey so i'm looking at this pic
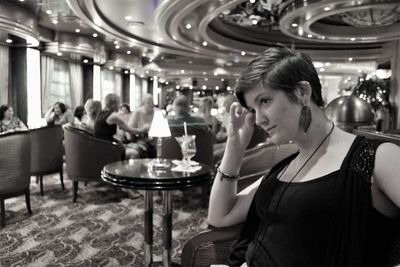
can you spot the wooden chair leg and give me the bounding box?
[40,176,44,196]
[25,189,32,214]
[60,171,65,190]
[73,182,78,203]
[1,199,5,228]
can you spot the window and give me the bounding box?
[47,59,71,110]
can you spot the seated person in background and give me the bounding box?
[0,105,28,134]
[73,106,85,127]
[128,94,157,136]
[94,93,146,159]
[127,94,158,157]
[84,99,102,132]
[168,95,208,129]
[216,94,237,143]
[45,102,74,126]
[116,103,132,142]
[198,96,220,138]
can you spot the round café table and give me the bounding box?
[101,158,212,267]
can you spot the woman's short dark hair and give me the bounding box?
[0,105,10,120]
[53,102,67,113]
[234,46,324,109]
[120,103,131,112]
[74,106,85,120]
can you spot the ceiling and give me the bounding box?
[0,0,399,89]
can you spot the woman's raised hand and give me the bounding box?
[226,102,255,151]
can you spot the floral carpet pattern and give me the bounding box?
[0,172,209,266]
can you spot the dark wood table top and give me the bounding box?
[101,158,213,190]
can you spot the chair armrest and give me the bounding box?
[181,224,243,267]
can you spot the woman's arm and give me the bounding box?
[208,103,259,227]
[107,112,144,136]
[44,108,55,124]
[373,142,400,211]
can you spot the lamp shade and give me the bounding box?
[148,110,171,137]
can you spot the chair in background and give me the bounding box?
[180,142,299,267]
[161,124,214,168]
[246,125,268,149]
[63,126,124,202]
[0,131,32,227]
[30,125,64,196]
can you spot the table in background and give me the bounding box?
[101,158,212,267]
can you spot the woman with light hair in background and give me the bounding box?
[83,99,102,132]
[94,93,146,158]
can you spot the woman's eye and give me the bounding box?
[260,98,270,105]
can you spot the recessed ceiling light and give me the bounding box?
[176,85,180,89]
[186,24,192,29]
[180,70,185,74]
[75,28,80,33]
[325,62,331,66]
[241,51,246,56]
[319,68,325,72]
[350,37,356,41]
[252,19,258,25]
[249,0,256,3]
[124,16,133,21]
[113,40,118,45]
[203,72,206,75]
[109,66,114,70]
[205,78,208,81]
[127,21,144,27]
[52,19,58,24]
[227,86,231,91]
[348,57,353,61]
[202,41,208,46]
[92,33,98,37]
[202,85,207,90]
[127,50,131,54]
[57,52,62,56]
[221,78,224,81]
[6,39,12,43]
[83,59,89,63]
[19,0,25,2]
[142,53,146,57]
[115,45,120,49]
[165,81,169,85]
[149,58,153,62]
[188,61,192,64]
[291,23,298,27]
[189,85,193,89]
[307,34,313,38]
[324,6,331,11]
[145,70,149,74]
[46,10,52,15]
[215,86,219,90]
[124,70,129,74]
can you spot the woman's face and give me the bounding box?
[54,104,62,115]
[4,107,13,119]
[244,83,302,144]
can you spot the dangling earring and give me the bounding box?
[299,104,312,133]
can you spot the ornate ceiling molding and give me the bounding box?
[280,0,400,43]
[0,1,39,46]
[44,32,106,64]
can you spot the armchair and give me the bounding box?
[0,131,32,227]
[63,126,124,202]
[30,125,64,196]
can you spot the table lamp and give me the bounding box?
[148,110,171,171]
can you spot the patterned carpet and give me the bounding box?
[0,171,209,267]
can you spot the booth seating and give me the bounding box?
[30,125,64,196]
[63,126,124,202]
[0,131,32,227]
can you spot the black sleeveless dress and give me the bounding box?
[229,136,399,267]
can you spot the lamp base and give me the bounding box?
[148,158,171,172]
